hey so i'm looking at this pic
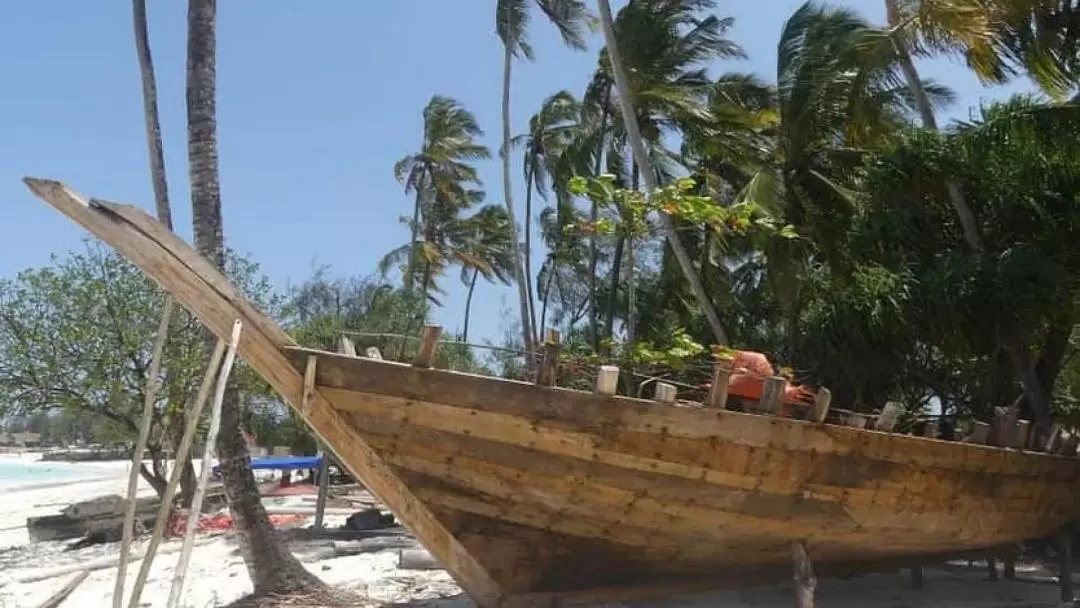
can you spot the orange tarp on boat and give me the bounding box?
[725,349,814,407]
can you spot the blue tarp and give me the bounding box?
[212,454,322,475]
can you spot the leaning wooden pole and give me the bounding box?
[166,319,242,608]
[125,336,227,608]
[114,295,174,608]
[793,540,816,608]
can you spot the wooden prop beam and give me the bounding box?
[22,178,507,608]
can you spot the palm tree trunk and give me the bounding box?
[462,267,479,342]
[884,0,982,254]
[603,234,624,351]
[134,0,197,510]
[133,0,172,231]
[501,46,537,366]
[404,185,423,293]
[596,0,730,346]
[539,258,557,337]
[186,0,323,597]
[524,168,538,338]
[589,83,611,353]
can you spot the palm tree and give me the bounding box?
[593,0,743,347]
[184,0,323,598]
[394,96,491,294]
[457,205,516,341]
[496,0,591,369]
[509,90,582,337]
[884,0,987,252]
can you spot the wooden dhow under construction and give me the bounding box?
[23,177,1080,607]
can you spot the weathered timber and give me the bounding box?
[414,325,442,368]
[36,570,90,608]
[536,329,561,387]
[339,335,358,357]
[1058,529,1075,603]
[811,388,831,423]
[874,403,903,432]
[966,421,991,445]
[758,376,785,415]
[793,541,816,608]
[707,365,731,409]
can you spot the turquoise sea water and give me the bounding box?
[0,459,83,489]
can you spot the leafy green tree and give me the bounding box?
[0,241,279,497]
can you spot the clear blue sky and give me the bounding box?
[0,1,1031,346]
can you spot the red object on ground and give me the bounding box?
[168,511,306,537]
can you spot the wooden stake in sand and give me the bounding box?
[125,336,228,608]
[793,540,816,608]
[36,569,90,608]
[166,319,243,608]
[114,295,175,608]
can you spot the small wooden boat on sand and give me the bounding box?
[23,178,1080,607]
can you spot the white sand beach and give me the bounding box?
[0,452,1074,608]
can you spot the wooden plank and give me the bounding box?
[793,540,816,608]
[22,179,507,608]
[811,388,831,423]
[1015,420,1032,450]
[338,335,358,357]
[707,365,731,409]
[281,346,1080,481]
[414,325,442,368]
[536,329,561,387]
[302,355,317,415]
[874,403,903,432]
[336,391,1052,545]
[758,376,785,415]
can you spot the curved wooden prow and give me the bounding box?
[21,178,507,608]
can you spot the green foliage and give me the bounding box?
[0,240,280,453]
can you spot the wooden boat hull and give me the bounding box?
[282,346,1080,597]
[24,177,1080,607]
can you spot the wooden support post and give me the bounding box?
[966,421,991,444]
[1061,431,1080,456]
[1015,420,1032,450]
[37,570,90,608]
[986,556,998,581]
[910,565,923,590]
[874,402,903,432]
[1057,529,1074,604]
[168,320,243,608]
[313,449,331,530]
[707,364,731,409]
[414,325,442,368]
[338,335,357,357]
[793,540,816,608]
[1046,425,1064,453]
[596,365,619,396]
[990,406,1015,447]
[302,355,317,416]
[848,414,869,429]
[536,329,561,387]
[1003,555,1016,580]
[654,382,677,404]
[811,388,831,423]
[364,346,383,360]
[758,376,785,415]
[922,420,938,438]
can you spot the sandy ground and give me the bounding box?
[0,453,1074,607]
